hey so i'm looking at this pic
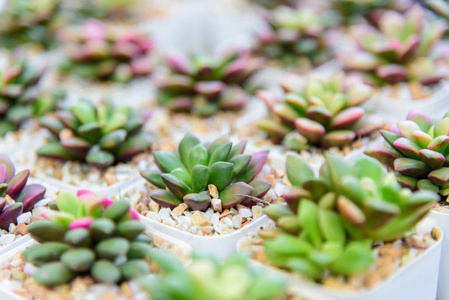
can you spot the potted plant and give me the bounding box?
[337,4,449,118]
[365,109,449,299]
[240,153,441,299]
[0,0,63,50]
[0,190,190,299]
[139,250,288,300]
[135,133,281,257]
[0,154,47,251]
[16,98,154,195]
[58,19,154,83]
[254,72,383,165]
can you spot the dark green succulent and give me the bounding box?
[26,189,153,286]
[156,50,261,116]
[262,153,437,280]
[0,60,61,136]
[139,251,287,300]
[141,133,271,211]
[0,0,62,49]
[37,99,152,168]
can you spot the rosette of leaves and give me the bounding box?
[365,109,449,196]
[25,190,153,286]
[338,4,448,86]
[0,60,61,136]
[258,72,383,151]
[37,99,152,168]
[139,251,287,300]
[59,19,154,82]
[141,133,271,211]
[156,50,261,116]
[262,153,437,280]
[0,0,62,49]
[0,154,46,230]
[254,5,338,66]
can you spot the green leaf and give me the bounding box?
[318,208,345,244]
[208,162,233,191]
[189,144,208,167]
[208,142,232,166]
[171,168,192,187]
[140,170,166,188]
[298,199,323,248]
[354,157,385,186]
[286,153,314,187]
[57,191,80,217]
[179,133,200,171]
[191,165,209,193]
[71,101,97,124]
[154,151,186,173]
[330,240,374,276]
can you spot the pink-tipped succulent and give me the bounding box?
[0,0,62,49]
[0,154,46,230]
[59,19,154,82]
[258,72,383,151]
[366,109,449,196]
[254,5,338,67]
[156,50,262,116]
[37,99,152,168]
[338,4,448,86]
[26,190,151,286]
[141,133,272,211]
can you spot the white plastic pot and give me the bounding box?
[243,225,443,300]
[430,210,449,300]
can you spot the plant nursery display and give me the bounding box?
[258,72,383,151]
[59,19,154,82]
[139,251,287,300]
[366,109,449,196]
[253,153,439,289]
[338,4,448,97]
[0,0,62,49]
[0,60,60,136]
[156,50,262,116]
[253,5,338,68]
[37,99,153,169]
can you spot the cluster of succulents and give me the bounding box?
[156,51,262,116]
[254,5,338,67]
[262,153,437,280]
[0,60,61,136]
[338,4,448,86]
[366,110,449,196]
[139,251,287,300]
[141,133,271,211]
[258,72,383,151]
[59,19,154,82]
[26,190,153,286]
[0,155,46,230]
[37,99,152,168]
[0,0,62,49]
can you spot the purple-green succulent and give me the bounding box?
[365,110,449,196]
[258,72,383,151]
[37,99,152,168]
[262,153,437,280]
[141,133,271,211]
[59,19,154,82]
[338,4,448,86]
[0,154,46,230]
[156,50,262,116]
[0,0,62,49]
[26,189,152,286]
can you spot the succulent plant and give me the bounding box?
[365,109,449,196]
[258,72,383,151]
[26,190,153,286]
[37,99,152,168]
[139,251,287,300]
[141,133,271,211]
[0,60,62,136]
[70,0,138,21]
[156,50,261,116]
[0,154,46,230]
[0,0,62,49]
[59,19,154,82]
[262,153,437,280]
[254,5,338,67]
[338,4,448,86]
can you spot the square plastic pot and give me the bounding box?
[430,209,449,300]
[243,225,443,300]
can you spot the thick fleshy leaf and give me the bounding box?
[17,184,46,212]
[419,149,445,169]
[153,151,185,173]
[150,190,182,209]
[413,131,433,149]
[397,120,421,141]
[376,64,408,83]
[161,174,192,198]
[189,144,209,167]
[115,133,152,162]
[286,153,314,187]
[318,209,345,244]
[0,155,15,181]
[436,117,449,137]
[61,137,91,157]
[236,150,268,183]
[179,133,200,171]
[208,162,233,191]
[191,165,209,193]
[428,135,449,154]
[394,158,430,178]
[406,110,431,132]
[6,169,29,199]
[263,203,294,222]
[306,106,332,125]
[167,53,191,74]
[69,217,94,230]
[57,191,80,217]
[39,117,65,136]
[298,199,323,248]
[0,165,7,184]
[140,170,166,188]
[364,200,400,230]
[99,129,126,150]
[331,107,365,130]
[183,193,211,211]
[428,168,449,186]
[0,203,22,230]
[392,137,421,160]
[208,142,232,167]
[337,195,366,226]
[294,118,325,145]
[228,140,247,159]
[220,182,254,209]
[380,130,402,147]
[228,154,251,179]
[346,84,373,106]
[322,130,356,148]
[86,150,115,168]
[330,240,374,276]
